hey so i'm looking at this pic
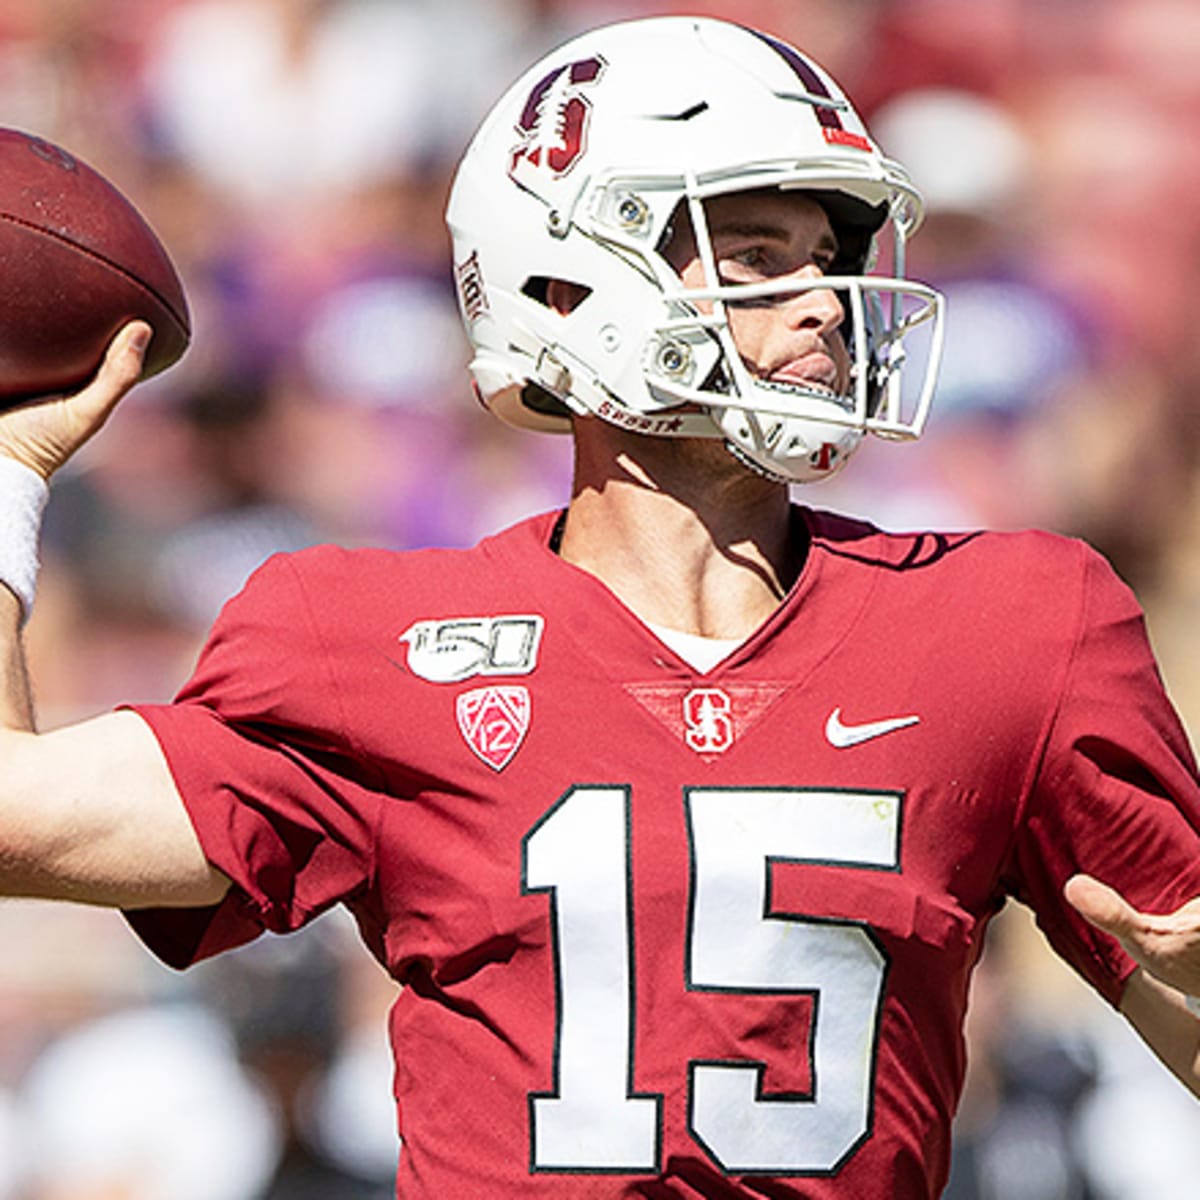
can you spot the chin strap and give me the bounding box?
[723,439,792,485]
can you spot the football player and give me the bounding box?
[0,16,1198,1199]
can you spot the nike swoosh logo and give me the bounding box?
[825,707,920,748]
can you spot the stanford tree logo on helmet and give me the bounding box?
[509,56,606,184]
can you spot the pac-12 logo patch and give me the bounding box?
[509,55,605,183]
[457,685,530,771]
[400,615,543,683]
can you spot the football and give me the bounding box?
[0,128,190,406]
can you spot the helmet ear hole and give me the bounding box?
[523,276,593,315]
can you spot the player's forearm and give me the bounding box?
[0,321,151,731]
[1120,968,1200,1099]
[0,585,35,731]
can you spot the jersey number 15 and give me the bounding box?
[523,785,900,1176]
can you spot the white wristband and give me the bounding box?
[1186,994,1200,1019]
[0,456,49,624]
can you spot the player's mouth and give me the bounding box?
[760,354,846,401]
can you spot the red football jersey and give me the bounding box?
[129,507,1200,1198]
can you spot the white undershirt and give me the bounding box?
[645,621,747,673]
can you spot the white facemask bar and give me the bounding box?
[568,167,944,441]
[653,275,944,429]
[642,176,945,439]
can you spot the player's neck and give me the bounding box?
[557,423,803,640]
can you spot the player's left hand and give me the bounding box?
[1066,874,1200,997]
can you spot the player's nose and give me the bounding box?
[780,265,845,335]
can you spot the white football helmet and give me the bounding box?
[446,16,945,483]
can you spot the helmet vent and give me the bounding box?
[650,101,710,122]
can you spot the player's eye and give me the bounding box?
[716,246,773,283]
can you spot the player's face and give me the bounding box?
[664,190,852,400]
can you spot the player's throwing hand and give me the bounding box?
[0,320,151,480]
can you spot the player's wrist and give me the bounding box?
[0,454,50,625]
[1186,994,1200,1019]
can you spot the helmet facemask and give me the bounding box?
[566,173,946,483]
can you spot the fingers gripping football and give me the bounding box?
[0,321,151,479]
[1066,873,1200,998]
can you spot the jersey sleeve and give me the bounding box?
[1009,542,1200,1005]
[125,551,388,969]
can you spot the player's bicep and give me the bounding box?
[0,709,229,909]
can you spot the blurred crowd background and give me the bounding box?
[0,0,1197,1195]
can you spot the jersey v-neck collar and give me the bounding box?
[493,506,880,683]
